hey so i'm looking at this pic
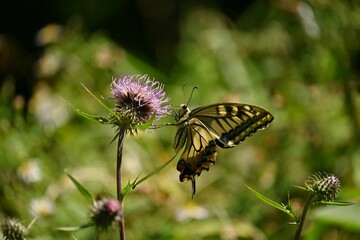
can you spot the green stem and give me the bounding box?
[132,154,177,189]
[95,228,100,240]
[117,127,126,240]
[294,193,315,240]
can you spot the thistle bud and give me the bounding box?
[90,198,121,231]
[305,172,341,203]
[1,218,28,240]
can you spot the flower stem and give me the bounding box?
[294,193,315,240]
[95,228,100,240]
[117,127,126,240]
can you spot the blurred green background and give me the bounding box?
[1,0,360,239]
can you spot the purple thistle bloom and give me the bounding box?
[111,75,170,128]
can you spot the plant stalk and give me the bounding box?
[117,127,126,240]
[294,193,315,240]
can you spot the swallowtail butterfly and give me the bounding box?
[173,103,274,197]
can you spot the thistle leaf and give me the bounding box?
[81,83,121,122]
[318,200,354,206]
[134,113,156,131]
[246,185,297,221]
[65,171,93,203]
[132,154,177,189]
[56,222,94,231]
[62,97,109,124]
[121,181,133,198]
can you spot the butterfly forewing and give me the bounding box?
[192,104,273,148]
[174,103,274,197]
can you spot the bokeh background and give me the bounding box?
[1,0,360,239]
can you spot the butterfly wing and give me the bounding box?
[176,118,218,197]
[190,103,274,148]
[174,103,274,197]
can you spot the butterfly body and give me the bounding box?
[173,103,274,197]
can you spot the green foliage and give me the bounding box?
[247,185,298,222]
[65,172,93,203]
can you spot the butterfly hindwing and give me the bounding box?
[176,118,218,196]
[174,103,274,197]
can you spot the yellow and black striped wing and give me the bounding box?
[174,103,274,197]
[189,103,274,148]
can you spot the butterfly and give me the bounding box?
[173,103,274,197]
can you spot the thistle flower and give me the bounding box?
[304,172,341,203]
[90,198,121,231]
[110,75,170,239]
[1,218,28,240]
[110,75,170,132]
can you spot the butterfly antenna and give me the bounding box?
[191,177,196,199]
[186,87,198,106]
